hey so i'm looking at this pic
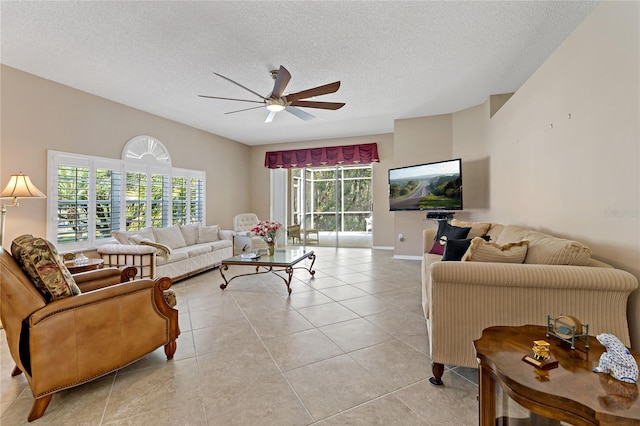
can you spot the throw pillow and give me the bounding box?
[180,223,200,246]
[451,219,491,239]
[442,236,491,261]
[153,225,187,249]
[461,237,529,263]
[11,234,81,302]
[428,221,472,256]
[197,225,220,243]
[442,239,473,261]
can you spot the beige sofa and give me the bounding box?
[97,224,233,281]
[422,220,639,386]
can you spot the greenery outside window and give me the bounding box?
[48,149,205,251]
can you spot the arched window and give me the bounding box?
[47,136,205,250]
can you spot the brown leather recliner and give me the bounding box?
[0,247,180,422]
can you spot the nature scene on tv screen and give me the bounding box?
[389,161,462,210]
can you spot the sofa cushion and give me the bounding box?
[197,225,220,243]
[180,223,200,246]
[451,219,491,239]
[153,225,187,249]
[495,225,591,266]
[428,221,471,255]
[185,244,213,257]
[523,233,592,266]
[11,234,81,302]
[462,237,529,263]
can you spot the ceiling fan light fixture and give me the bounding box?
[266,99,286,112]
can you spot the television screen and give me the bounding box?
[388,158,463,211]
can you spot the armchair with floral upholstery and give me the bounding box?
[0,235,179,422]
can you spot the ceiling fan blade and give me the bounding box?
[271,65,291,98]
[285,106,315,121]
[224,105,265,115]
[289,100,345,110]
[214,72,267,100]
[265,111,277,123]
[285,81,341,102]
[198,95,263,104]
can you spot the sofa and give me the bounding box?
[97,223,233,281]
[422,219,639,386]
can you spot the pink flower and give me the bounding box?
[250,221,282,243]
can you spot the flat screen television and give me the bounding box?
[388,158,463,211]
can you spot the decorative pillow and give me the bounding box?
[442,239,473,261]
[495,225,591,266]
[442,236,491,261]
[180,223,200,246]
[451,219,492,239]
[153,225,187,249]
[462,237,529,263]
[11,234,81,302]
[197,225,220,243]
[428,221,471,255]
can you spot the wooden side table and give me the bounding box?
[474,325,640,426]
[64,258,104,274]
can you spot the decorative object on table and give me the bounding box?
[522,339,558,370]
[0,172,46,247]
[532,340,551,360]
[74,253,89,265]
[546,315,589,350]
[251,220,282,256]
[593,333,639,384]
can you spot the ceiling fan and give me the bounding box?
[198,65,345,123]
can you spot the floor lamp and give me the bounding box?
[0,172,47,248]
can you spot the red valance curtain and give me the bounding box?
[264,143,380,169]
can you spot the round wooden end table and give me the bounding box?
[474,325,640,426]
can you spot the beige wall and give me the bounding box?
[0,65,251,247]
[392,115,453,256]
[481,1,640,347]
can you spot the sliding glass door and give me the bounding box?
[289,164,372,248]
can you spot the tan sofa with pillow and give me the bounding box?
[98,224,233,281]
[422,219,639,386]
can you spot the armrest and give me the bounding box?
[29,279,156,326]
[234,231,251,237]
[427,262,639,367]
[429,261,638,292]
[423,228,437,253]
[97,244,156,255]
[73,266,139,292]
[219,229,234,241]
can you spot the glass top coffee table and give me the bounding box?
[219,249,316,295]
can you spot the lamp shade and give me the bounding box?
[0,173,46,199]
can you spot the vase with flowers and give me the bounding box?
[251,220,282,256]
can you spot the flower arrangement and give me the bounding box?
[251,220,282,244]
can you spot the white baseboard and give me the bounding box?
[372,245,394,250]
[393,255,422,261]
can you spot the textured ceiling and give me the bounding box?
[1,1,598,146]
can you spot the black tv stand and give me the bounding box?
[426,212,454,221]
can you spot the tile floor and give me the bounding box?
[1,247,480,425]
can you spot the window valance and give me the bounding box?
[264,143,379,169]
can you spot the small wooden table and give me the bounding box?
[474,325,640,426]
[220,249,315,295]
[64,258,104,274]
